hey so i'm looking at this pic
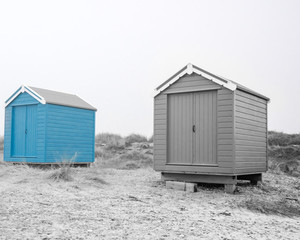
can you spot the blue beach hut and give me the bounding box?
[4,85,97,164]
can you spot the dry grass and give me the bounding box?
[95,133,125,150]
[125,133,148,146]
[48,166,73,181]
[268,131,300,146]
[234,171,300,218]
[95,147,153,170]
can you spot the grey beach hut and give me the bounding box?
[153,63,270,193]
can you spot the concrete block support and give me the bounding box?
[166,181,197,192]
[185,182,197,192]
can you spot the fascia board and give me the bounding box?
[154,64,236,97]
[4,85,46,107]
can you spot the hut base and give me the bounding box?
[161,172,262,194]
[10,162,91,168]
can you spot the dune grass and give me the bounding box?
[268,131,300,146]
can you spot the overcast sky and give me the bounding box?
[0,0,300,137]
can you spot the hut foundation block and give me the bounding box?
[166,181,197,192]
[224,184,236,194]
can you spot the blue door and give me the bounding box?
[11,105,37,157]
[11,106,26,156]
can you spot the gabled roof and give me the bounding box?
[5,85,97,111]
[154,63,269,101]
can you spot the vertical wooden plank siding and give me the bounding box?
[25,105,37,157]
[45,104,95,163]
[194,91,217,165]
[153,94,167,171]
[167,93,193,164]
[234,90,268,173]
[11,106,27,156]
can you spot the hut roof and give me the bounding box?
[5,85,97,110]
[155,63,269,101]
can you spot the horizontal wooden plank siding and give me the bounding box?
[153,94,167,171]
[164,164,233,174]
[163,73,220,94]
[45,104,95,163]
[234,90,268,174]
[217,88,234,170]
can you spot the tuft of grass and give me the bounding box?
[47,154,77,181]
[48,166,73,181]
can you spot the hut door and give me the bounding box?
[167,93,193,164]
[193,91,217,165]
[11,105,37,157]
[167,91,217,165]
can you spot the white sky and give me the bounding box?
[0,0,300,137]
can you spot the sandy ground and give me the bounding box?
[0,162,299,240]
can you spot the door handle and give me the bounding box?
[25,129,27,134]
[192,125,196,133]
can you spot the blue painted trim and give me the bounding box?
[5,86,22,104]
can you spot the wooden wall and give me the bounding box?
[45,104,95,163]
[154,73,235,174]
[4,92,46,163]
[234,90,268,174]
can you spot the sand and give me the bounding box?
[0,164,299,240]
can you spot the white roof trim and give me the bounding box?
[5,85,46,107]
[154,63,237,97]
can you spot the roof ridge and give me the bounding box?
[29,86,77,96]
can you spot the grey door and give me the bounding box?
[194,91,217,164]
[167,91,217,165]
[167,93,193,164]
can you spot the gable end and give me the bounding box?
[5,85,46,107]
